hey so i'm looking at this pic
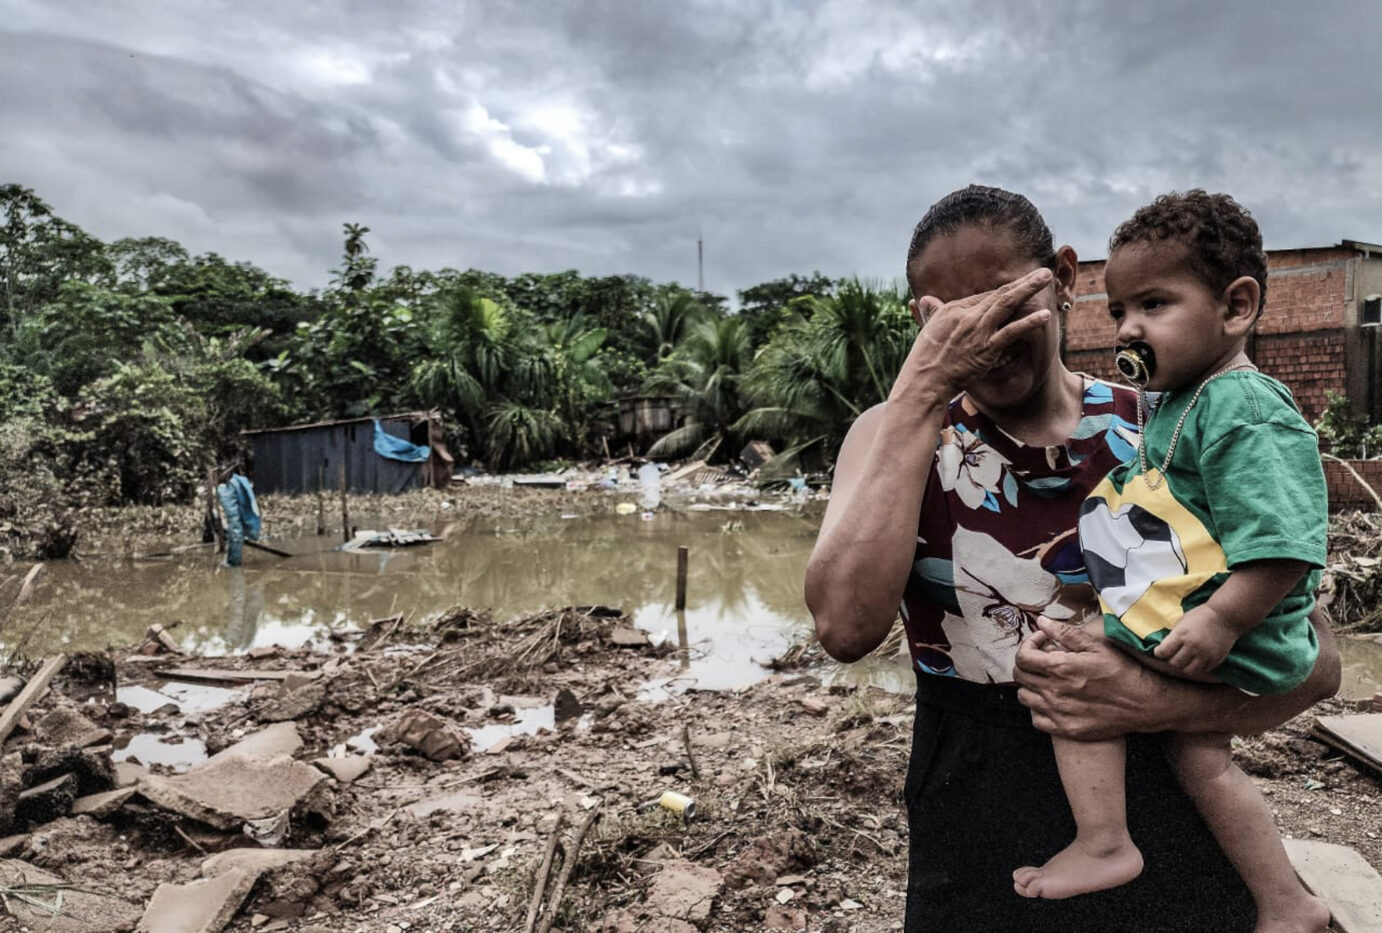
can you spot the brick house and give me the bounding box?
[1064,240,1382,424]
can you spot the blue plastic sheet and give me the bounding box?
[217,473,260,567]
[373,418,431,463]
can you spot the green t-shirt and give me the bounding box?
[1078,371,1326,695]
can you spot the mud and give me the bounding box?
[0,599,1368,933]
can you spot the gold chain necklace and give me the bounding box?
[1137,361,1256,490]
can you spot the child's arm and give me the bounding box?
[1152,559,1309,677]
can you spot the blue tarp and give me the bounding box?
[373,418,430,463]
[217,473,260,567]
[229,473,260,541]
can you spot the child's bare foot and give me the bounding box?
[1012,837,1143,899]
[1253,892,1330,933]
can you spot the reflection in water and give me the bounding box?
[12,507,1379,696]
[113,733,208,771]
[9,511,825,684]
[117,682,243,715]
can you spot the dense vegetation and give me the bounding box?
[0,184,917,555]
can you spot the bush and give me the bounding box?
[1314,391,1382,458]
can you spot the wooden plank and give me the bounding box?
[1312,713,1382,777]
[154,667,311,684]
[1283,838,1382,933]
[245,540,292,558]
[0,655,66,745]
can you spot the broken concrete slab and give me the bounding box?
[138,754,326,831]
[137,867,257,933]
[34,706,113,748]
[311,754,373,784]
[1284,838,1382,933]
[201,847,318,878]
[0,858,141,932]
[645,858,722,924]
[207,722,302,765]
[72,784,139,818]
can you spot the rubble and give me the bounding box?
[137,867,258,933]
[0,559,1372,931]
[138,754,326,832]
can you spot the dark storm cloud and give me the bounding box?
[1,0,1380,295]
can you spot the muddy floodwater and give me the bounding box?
[13,508,912,691]
[9,506,1381,698]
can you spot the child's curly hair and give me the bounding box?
[1109,190,1268,312]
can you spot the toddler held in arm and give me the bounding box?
[1011,191,1331,933]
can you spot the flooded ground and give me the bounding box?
[12,508,907,691]
[8,504,1380,699]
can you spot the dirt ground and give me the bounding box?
[0,478,1376,932]
[0,600,1373,933]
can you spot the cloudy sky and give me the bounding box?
[3,0,1380,298]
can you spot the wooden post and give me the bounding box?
[339,460,350,543]
[675,545,688,611]
[316,464,327,536]
[205,467,225,554]
[676,609,689,672]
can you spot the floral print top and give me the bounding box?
[901,379,1141,685]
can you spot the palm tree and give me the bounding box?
[642,291,705,362]
[410,286,558,467]
[736,279,914,470]
[540,315,612,454]
[644,315,753,460]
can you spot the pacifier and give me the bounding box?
[1114,340,1156,387]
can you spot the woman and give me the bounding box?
[804,185,1339,932]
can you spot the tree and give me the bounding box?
[541,315,612,454]
[642,291,706,362]
[736,273,836,347]
[0,185,111,333]
[736,279,913,468]
[643,315,753,460]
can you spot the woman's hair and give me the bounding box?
[1108,189,1267,312]
[905,184,1057,291]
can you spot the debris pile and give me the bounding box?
[0,593,1374,931]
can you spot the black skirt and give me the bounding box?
[904,674,1256,932]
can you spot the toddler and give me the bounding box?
[1012,190,1331,933]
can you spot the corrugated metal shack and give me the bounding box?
[244,412,453,495]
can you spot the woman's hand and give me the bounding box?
[1013,616,1169,740]
[898,266,1054,402]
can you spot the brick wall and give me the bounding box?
[1325,458,1382,510]
[1250,331,1347,422]
[1064,247,1352,423]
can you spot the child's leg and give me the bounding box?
[1168,732,1329,933]
[1012,734,1144,899]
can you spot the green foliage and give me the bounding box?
[20,281,178,397]
[0,416,103,558]
[643,315,753,460]
[0,182,940,521]
[736,273,836,346]
[735,280,914,465]
[1314,390,1382,457]
[74,362,205,504]
[0,185,112,332]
